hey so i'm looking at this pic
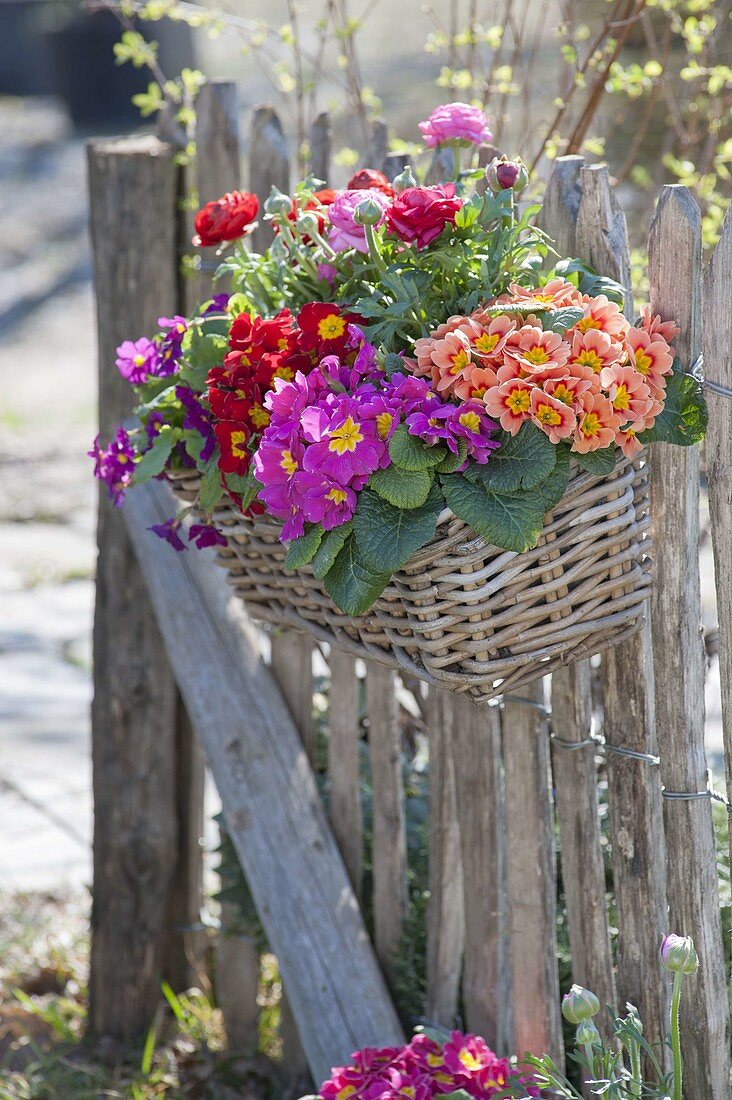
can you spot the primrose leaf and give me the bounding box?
[198,460,224,512]
[543,306,585,333]
[353,485,444,573]
[638,366,707,446]
[323,534,391,615]
[369,466,433,509]
[573,445,617,477]
[441,474,546,553]
[311,522,353,580]
[468,423,556,492]
[133,430,175,483]
[389,424,447,471]
[284,525,324,572]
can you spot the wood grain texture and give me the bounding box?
[249,106,289,253]
[573,162,669,1052]
[328,649,363,898]
[271,632,315,765]
[648,185,730,1098]
[704,203,732,945]
[122,477,404,1081]
[425,691,465,1026]
[216,929,260,1054]
[539,154,584,256]
[366,664,408,985]
[451,696,510,1051]
[366,119,389,175]
[310,112,332,184]
[87,136,180,1040]
[550,665,615,1029]
[502,682,563,1064]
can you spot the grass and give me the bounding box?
[0,891,278,1100]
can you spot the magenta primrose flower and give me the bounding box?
[115,337,160,384]
[328,189,391,253]
[418,102,493,148]
[157,314,188,375]
[88,428,136,506]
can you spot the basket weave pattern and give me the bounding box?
[169,454,651,704]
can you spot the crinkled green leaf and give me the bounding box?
[382,351,406,378]
[284,525,324,572]
[388,423,447,471]
[354,485,444,573]
[441,474,545,553]
[133,430,175,483]
[323,534,391,615]
[225,468,261,510]
[435,438,468,473]
[369,465,433,509]
[198,460,224,512]
[638,367,707,446]
[574,445,617,477]
[467,423,556,492]
[542,306,585,333]
[537,444,570,512]
[311,522,353,580]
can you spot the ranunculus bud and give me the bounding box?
[485,155,529,194]
[353,196,385,227]
[264,187,293,216]
[296,211,322,239]
[576,1019,600,1047]
[392,165,417,193]
[562,985,601,1025]
[660,934,699,975]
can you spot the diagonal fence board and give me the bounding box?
[122,477,403,1082]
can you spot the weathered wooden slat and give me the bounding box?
[249,105,290,254]
[425,690,465,1026]
[328,648,364,897]
[648,186,730,1098]
[366,664,408,985]
[704,204,732,957]
[539,154,584,255]
[122,477,403,1081]
[310,111,332,184]
[367,119,389,175]
[216,928,260,1054]
[574,163,668,1051]
[502,683,563,1063]
[451,696,509,1050]
[550,665,615,1026]
[271,631,315,766]
[87,136,181,1040]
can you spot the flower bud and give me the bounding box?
[392,165,417,193]
[264,187,293,216]
[485,155,529,194]
[576,1019,600,1047]
[353,196,385,227]
[296,211,321,239]
[660,934,699,975]
[562,985,600,1025]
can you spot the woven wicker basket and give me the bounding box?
[168,454,651,704]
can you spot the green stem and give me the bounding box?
[582,1043,595,1084]
[364,222,386,273]
[452,141,461,183]
[629,1039,643,1098]
[671,971,684,1100]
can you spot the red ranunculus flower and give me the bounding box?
[346,168,394,196]
[193,191,259,247]
[386,184,462,249]
[215,420,253,475]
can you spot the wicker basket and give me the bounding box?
[168,453,651,705]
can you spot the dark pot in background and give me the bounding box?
[0,0,57,95]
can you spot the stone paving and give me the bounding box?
[0,97,726,900]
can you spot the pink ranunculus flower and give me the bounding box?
[327,189,390,252]
[419,101,493,148]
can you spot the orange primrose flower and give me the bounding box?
[599,363,654,424]
[529,387,577,443]
[575,295,629,341]
[572,392,621,453]
[484,378,534,435]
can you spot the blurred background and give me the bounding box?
[0,0,730,1093]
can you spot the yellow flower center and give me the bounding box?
[230,430,249,458]
[634,349,652,375]
[459,411,481,432]
[475,332,499,354]
[318,314,347,340]
[426,1054,443,1068]
[328,416,363,454]
[274,364,294,382]
[326,487,348,504]
[551,383,575,405]
[401,1089,415,1099]
[506,388,531,414]
[133,354,146,367]
[250,405,270,428]
[575,349,604,373]
[336,1087,357,1100]
[375,411,394,440]
[580,412,602,438]
[280,449,298,475]
[535,402,563,426]
[118,454,129,464]
[278,338,290,351]
[523,345,549,365]
[449,348,471,374]
[576,315,601,333]
[533,292,556,303]
[459,1051,482,1071]
[612,384,631,411]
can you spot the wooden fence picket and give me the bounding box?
[327,649,364,898]
[249,106,290,253]
[648,185,730,1098]
[310,111,332,184]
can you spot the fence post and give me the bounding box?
[575,164,669,1051]
[328,649,364,897]
[310,111,332,184]
[87,135,181,1040]
[249,106,290,253]
[648,185,730,1098]
[425,689,465,1027]
[704,203,732,952]
[502,682,563,1064]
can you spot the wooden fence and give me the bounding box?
[87,80,732,1096]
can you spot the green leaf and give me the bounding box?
[435,438,468,473]
[388,424,447,471]
[638,367,707,446]
[199,460,224,512]
[537,444,570,512]
[542,306,585,333]
[369,465,433,509]
[185,324,228,369]
[353,485,444,573]
[441,474,546,553]
[323,534,391,615]
[284,525,324,572]
[574,445,617,477]
[133,430,175,483]
[225,468,261,510]
[311,522,353,580]
[454,192,483,229]
[468,423,556,492]
[382,351,406,377]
